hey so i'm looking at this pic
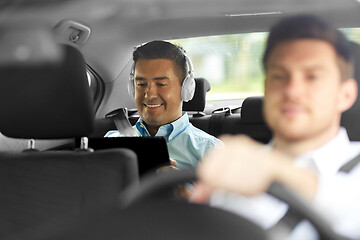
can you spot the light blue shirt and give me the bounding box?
[105,113,221,169]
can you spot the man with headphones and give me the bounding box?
[106,40,221,170]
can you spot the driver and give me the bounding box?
[191,15,360,239]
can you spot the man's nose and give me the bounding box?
[284,76,304,99]
[145,83,158,99]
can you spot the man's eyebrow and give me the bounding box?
[135,76,169,81]
[303,65,327,71]
[153,76,169,80]
[267,64,285,70]
[267,64,326,73]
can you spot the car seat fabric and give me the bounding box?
[0,149,138,240]
[341,41,360,141]
[42,168,268,240]
[182,78,210,113]
[240,96,265,124]
[0,41,139,240]
[43,199,267,240]
[238,96,272,143]
[0,44,94,139]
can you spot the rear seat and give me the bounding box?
[188,96,271,143]
[93,79,272,143]
[183,77,210,117]
[341,41,360,141]
[92,78,211,137]
[237,96,272,143]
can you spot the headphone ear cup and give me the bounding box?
[128,77,135,97]
[181,75,195,102]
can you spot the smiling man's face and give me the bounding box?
[134,58,183,135]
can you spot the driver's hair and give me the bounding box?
[262,15,354,81]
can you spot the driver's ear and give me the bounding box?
[338,78,358,113]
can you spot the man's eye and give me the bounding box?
[271,74,286,81]
[157,83,166,87]
[307,74,319,81]
[137,83,146,87]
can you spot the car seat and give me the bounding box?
[0,29,139,240]
[341,41,360,141]
[182,77,210,117]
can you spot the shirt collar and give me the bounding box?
[295,128,353,176]
[267,128,354,176]
[134,113,190,142]
[134,118,150,136]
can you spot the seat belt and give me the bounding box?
[105,108,137,137]
[338,152,360,173]
[268,152,360,233]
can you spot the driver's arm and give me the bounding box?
[190,134,360,239]
[190,134,318,203]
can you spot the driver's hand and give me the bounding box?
[190,134,317,203]
[191,134,279,203]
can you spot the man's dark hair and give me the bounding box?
[263,15,353,80]
[133,40,187,81]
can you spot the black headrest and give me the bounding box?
[240,96,265,124]
[341,42,360,141]
[182,78,210,112]
[0,44,94,139]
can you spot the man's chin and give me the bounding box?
[273,120,310,139]
[276,128,310,142]
[143,118,163,127]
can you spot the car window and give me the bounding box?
[170,32,267,101]
[341,28,360,44]
[86,65,104,111]
[170,27,360,101]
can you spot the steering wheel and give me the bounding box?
[45,168,346,240]
[121,167,346,240]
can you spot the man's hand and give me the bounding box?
[190,135,318,203]
[156,158,178,173]
[156,159,194,200]
[170,158,177,168]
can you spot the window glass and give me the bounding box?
[86,65,100,103]
[341,28,360,44]
[86,71,92,86]
[170,28,360,101]
[170,33,267,101]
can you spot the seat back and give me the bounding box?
[0,44,93,140]
[182,78,210,115]
[42,169,268,240]
[0,149,138,240]
[0,28,138,240]
[238,96,272,143]
[341,42,360,141]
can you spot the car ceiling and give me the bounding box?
[2,0,360,24]
[2,0,360,117]
[3,0,360,67]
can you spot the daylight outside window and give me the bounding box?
[170,28,360,101]
[170,32,267,101]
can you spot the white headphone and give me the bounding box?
[128,52,195,102]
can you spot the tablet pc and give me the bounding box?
[78,137,170,176]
